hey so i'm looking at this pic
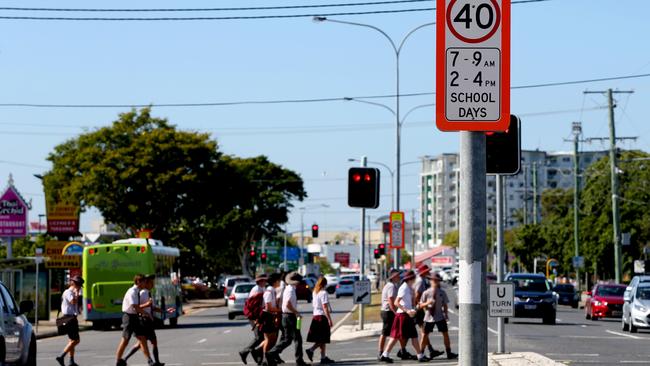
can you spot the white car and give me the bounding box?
[324,274,339,294]
[335,279,355,298]
[622,282,650,332]
[227,282,256,320]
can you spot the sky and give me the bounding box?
[0,0,648,237]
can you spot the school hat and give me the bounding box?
[403,270,416,282]
[389,269,401,281]
[417,264,431,277]
[430,272,443,282]
[71,275,84,286]
[144,274,156,280]
[255,274,269,283]
[286,271,303,286]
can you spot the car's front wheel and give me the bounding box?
[24,333,36,366]
[543,311,556,325]
[630,321,638,333]
[622,316,629,331]
[228,312,236,320]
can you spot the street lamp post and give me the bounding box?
[315,17,434,268]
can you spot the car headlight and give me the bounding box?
[514,297,522,302]
[592,300,601,306]
[543,296,556,303]
[634,304,647,312]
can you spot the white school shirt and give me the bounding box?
[396,282,414,314]
[381,282,398,312]
[61,288,79,316]
[281,285,297,314]
[263,286,277,310]
[140,289,152,316]
[249,284,265,298]
[122,285,140,314]
[312,290,329,316]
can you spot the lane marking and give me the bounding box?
[198,338,208,344]
[205,354,230,357]
[224,329,232,334]
[560,335,623,339]
[487,327,498,335]
[621,361,650,364]
[606,330,644,340]
[547,353,598,357]
[581,325,587,328]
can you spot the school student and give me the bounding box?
[240,274,268,365]
[268,272,308,366]
[115,274,153,366]
[420,273,457,360]
[305,277,334,364]
[124,275,173,366]
[380,270,429,363]
[56,275,84,366]
[259,273,282,366]
[378,269,401,360]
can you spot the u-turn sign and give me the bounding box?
[436,0,511,131]
[489,283,514,317]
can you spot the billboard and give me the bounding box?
[0,185,28,237]
[46,202,80,235]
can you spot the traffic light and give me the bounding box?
[249,249,256,261]
[378,243,386,256]
[261,252,267,264]
[348,167,381,209]
[311,224,319,238]
[374,249,380,259]
[486,115,521,175]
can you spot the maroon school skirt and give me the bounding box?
[390,312,418,340]
[306,315,331,344]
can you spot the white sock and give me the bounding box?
[382,351,390,358]
[417,353,424,360]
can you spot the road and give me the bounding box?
[36,297,650,365]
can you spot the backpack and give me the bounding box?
[243,292,264,321]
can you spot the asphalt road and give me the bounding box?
[36,295,650,366]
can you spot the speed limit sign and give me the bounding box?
[436,0,511,131]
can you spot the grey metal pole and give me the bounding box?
[7,237,12,260]
[360,156,367,330]
[523,165,528,226]
[496,175,505,354]
[300,211,305,272]
[35,258,39,334]
[284,225,288,272]
[532,162,538,225]
[459,132,487,366]
[394,54,401,270]
[411,209,417,263]
[573,124,581,291]
[607,89,622,284]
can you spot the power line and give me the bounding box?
[0,73,646,109]
[0,0,432,12]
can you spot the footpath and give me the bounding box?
[35,298,225,339]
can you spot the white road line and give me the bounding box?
[224,329,232,334]
[547,353,598,357]
[349,353,369,357]
[621,361,650,364]
[198,338,208,344]
[581,325,587,328]
[206,354,230,357]
[202,363,246,365]
[606,330,645,340]
[560,335,622,339]
[487,327,498,335]
[556,318,563,322]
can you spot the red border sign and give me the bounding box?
[389,211,405,250]
[436,0,511,131]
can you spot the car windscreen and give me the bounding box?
[235,284,255,294]
[554,285,574,292]
[340,280,353,285]
[637,287,650,300]
[227,278,251,286]
[512,278,550,292]
[597,286,625,297]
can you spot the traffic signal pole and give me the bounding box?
[359,156,367,330]
[459,132,487,366]
[496,174,506,354]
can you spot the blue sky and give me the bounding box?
[0,0,648,236]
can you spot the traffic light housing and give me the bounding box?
[311,224,319,238]
[374,249,380,259]
[486,115,521,175]
[261,252,267,264]
[378,243,386,256]
[348,167,381,209]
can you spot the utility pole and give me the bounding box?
[459,132,487,366]
[359,156,367,330]
[523,165,528,225]
[532,162,538,224]
[411,209,417,264]
[584,89,635,284]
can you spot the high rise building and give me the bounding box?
[419,149,608,250]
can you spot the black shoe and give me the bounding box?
[429,350,444,359]
[447,352,458,360]
[274,354,285,364]
[418,356,431,362]
[252,349,263,365]
[306,349,314,362]
[379,356,393,363]
[263,354,276,366]
[69,363,80,366]
[240,351,250,365]
[296,358,309,366]
[320,357,335,364]
[56,356,65,366]
[116,359,127,366]
[396,350,402,359]
[154,363,166,366]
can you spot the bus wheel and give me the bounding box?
[169,316,178,327]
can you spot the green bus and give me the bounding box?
[82,238,182,329]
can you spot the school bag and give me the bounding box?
[243,292,264,321]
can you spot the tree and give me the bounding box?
[443,230,459,248]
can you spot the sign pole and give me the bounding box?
[35,257,39,334]
[496,174,506,353]
[359,156,367,331]
[6,237,12,259]
[459,131,487,366]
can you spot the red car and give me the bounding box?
[585,283,626,320]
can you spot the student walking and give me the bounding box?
[240,274,268,365]
[123,275,173,366]
[305,277,334,364]
[419,273,457,360]
[380,270,429,363]
[115,274,153,366]
[259,273,282,366]
[268,272,309,366]
[378,269,401,360]
[56,275,84,366]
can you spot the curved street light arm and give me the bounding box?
[397,22,436,55]
[345,97,397,117]
[400,103,435,126]
[318,18,398,55]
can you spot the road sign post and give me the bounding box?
[389,212,405,251]
[437,0,511,364]
[354,280,371,305]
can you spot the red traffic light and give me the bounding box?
[312,224,319,231]
[379,244,385,249]
[249,250,256,257]
[353,173,361,183]
[364,174,371,182]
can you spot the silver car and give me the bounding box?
[335,279,355,299]
[0,282,36,365]
[622,282,650,332]
[227,282,256,320]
